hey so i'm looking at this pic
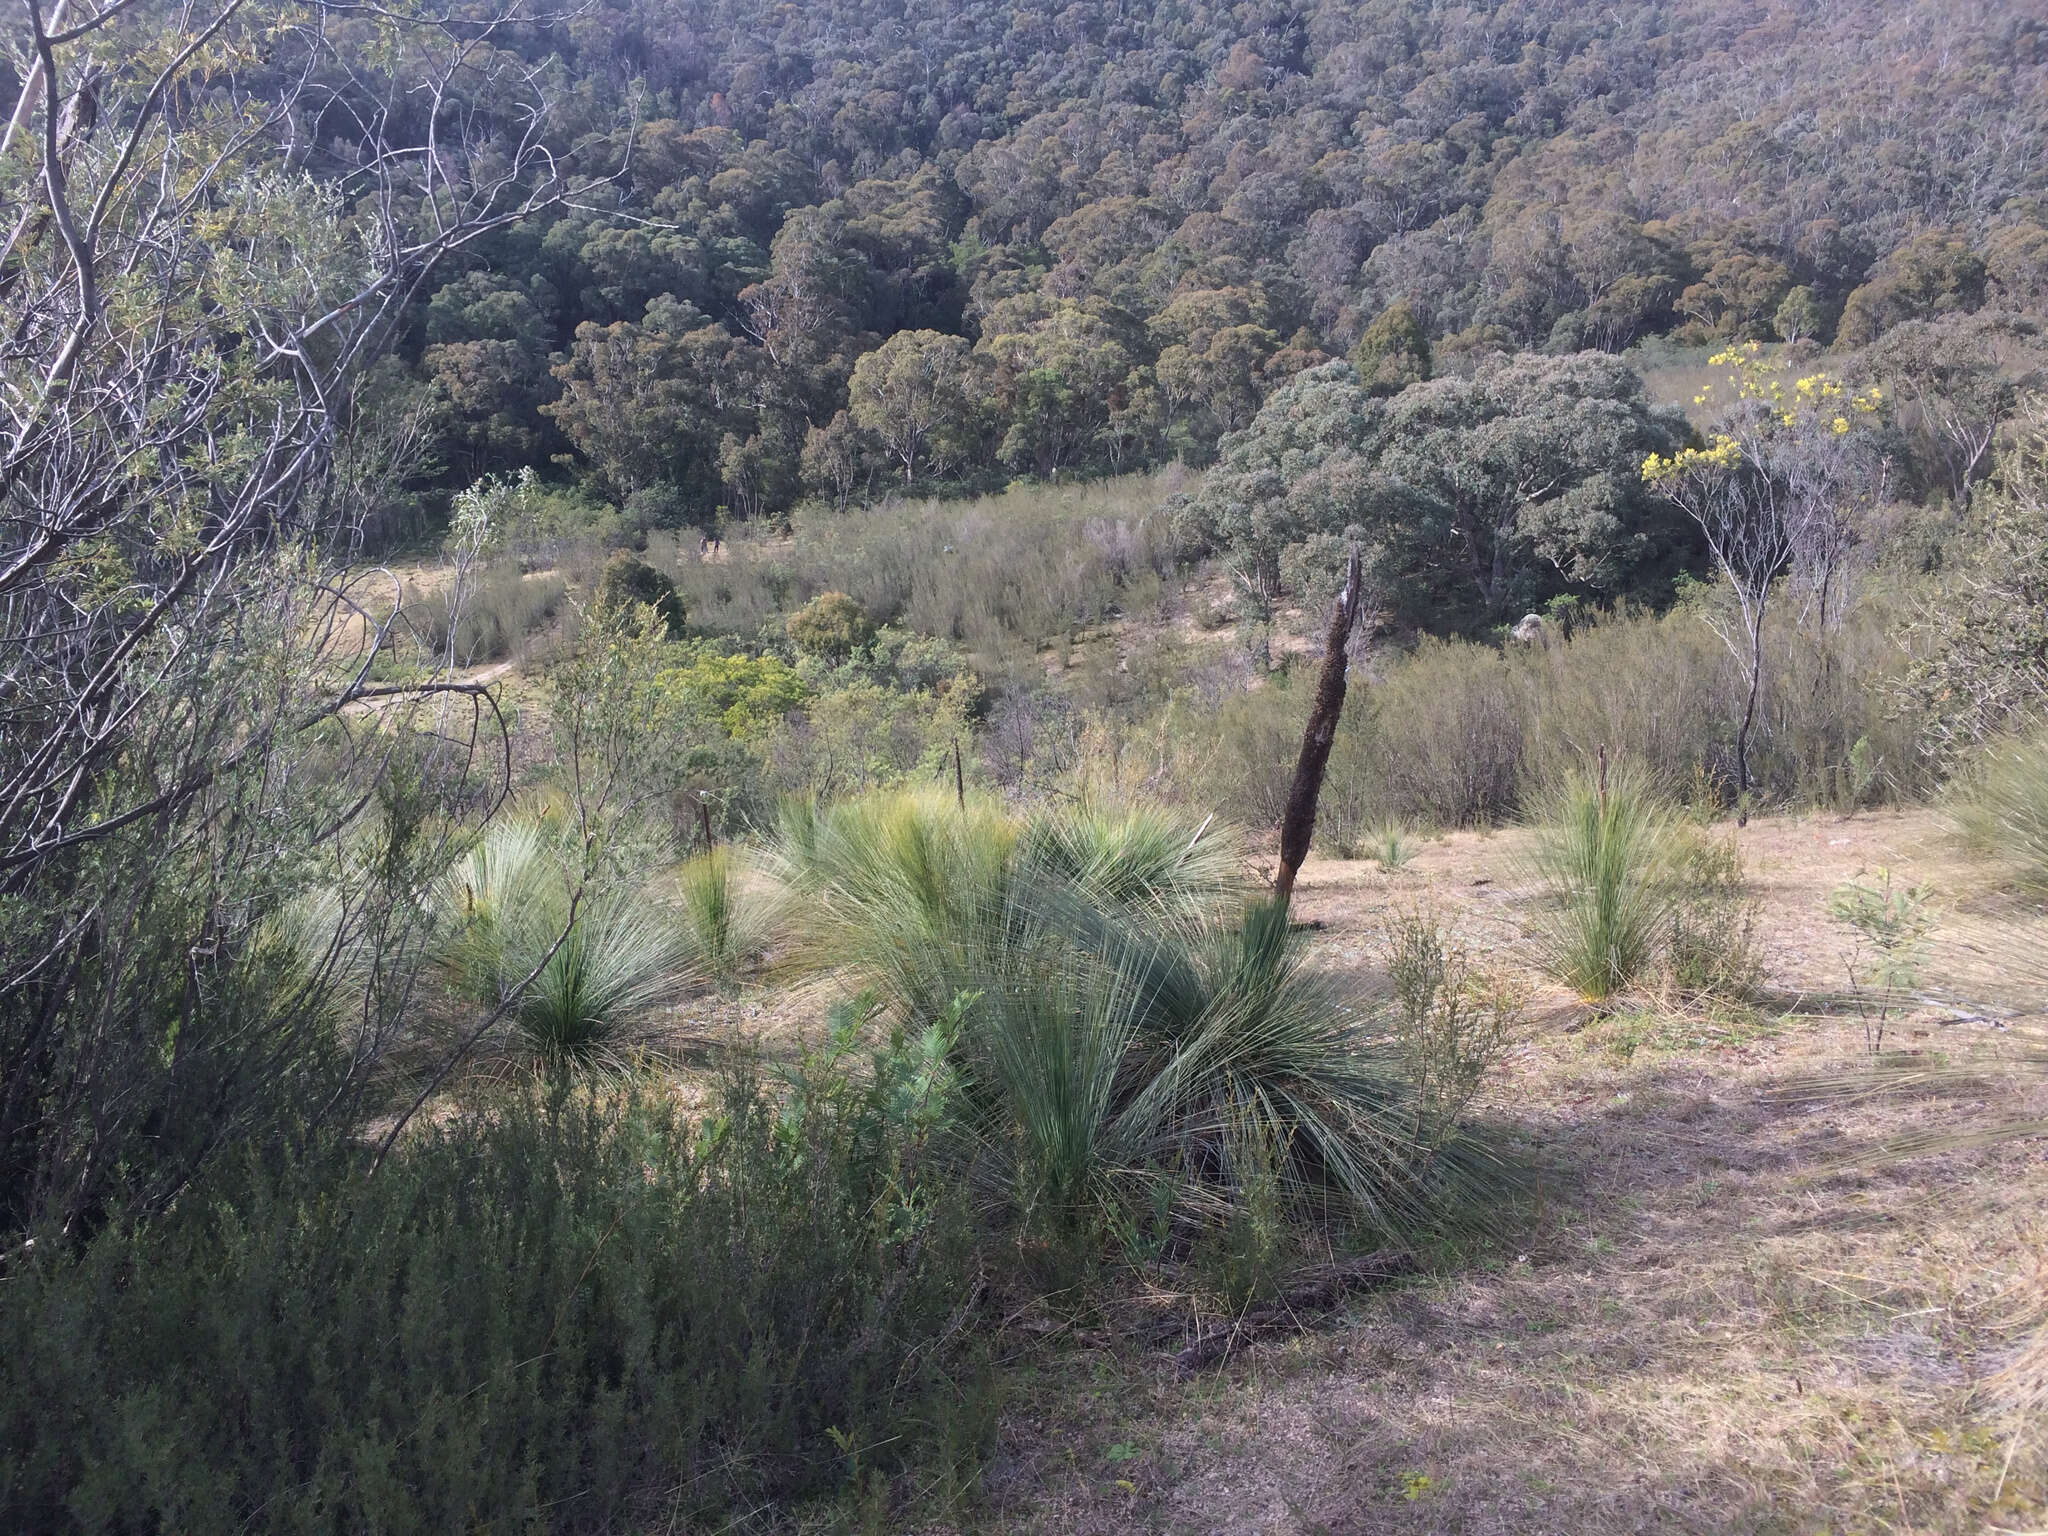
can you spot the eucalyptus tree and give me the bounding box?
[0,0,609,1235]
[1179,355,1692,632]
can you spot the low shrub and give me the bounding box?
[1361,638,1526,827]
[787,590,876,658]
[1383,910,1521,1137]
[595,551,685,636]
[1664,827,1766,1002]
[665,473,1183,679]
[1162,598,1922,838]
[1523,763,1682,1001]
[0,1075,985,1534]
[1955,725,2048,889]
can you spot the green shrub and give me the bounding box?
[0,1075,984,1534]
[787,590,876,658]
[658,645,811,737]
[1524,764,1682,1001]
[676,847,785,984]
[429,816,682,1067]
[445,468,624,565]
[775,791,1513,1245]
[762,677,974,801]
[596,551,685,636]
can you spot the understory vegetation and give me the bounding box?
[771,792,1517,1250]
[6,0,2048,1530]
[2,1078,986,1533]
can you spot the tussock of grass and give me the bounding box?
[1364,821,1415,869]
[675,847,784,984]
[1524,764,1681,1001]
[430,815,683,1066]
[1955,726,2048,889]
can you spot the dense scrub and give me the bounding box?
[1153,596,1919,843]
[6,3,2048,1530]
[1,1077,985,1534]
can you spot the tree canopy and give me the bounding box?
[1179,356,1692,630]
[203,0,2048,527]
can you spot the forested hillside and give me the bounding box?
[375,0,2048,533]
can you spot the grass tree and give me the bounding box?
[1524,760,1682,1001]
[773,789,1517,1247]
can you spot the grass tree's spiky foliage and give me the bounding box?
[1017,801,1243,931]
[517,891,684,1065]
[432,815,557,1008]
[1524,764,1682,1000]
[675,848,786,985]
[980,897,1511,1240]
[1365,821,1415,869]
[772,790,1024,1022]
[774,790,1513,1247]
[429,815,683,1068]
[1955,726,2048,890]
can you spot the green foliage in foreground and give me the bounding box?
[776,790,1516,1245]
[0,1076,984,1535]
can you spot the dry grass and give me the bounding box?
[925,808,2048,1534]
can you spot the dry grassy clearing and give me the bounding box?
[931,809,2048,1535]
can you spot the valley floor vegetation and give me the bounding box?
[7,0,2048,1531]
[11,407,2048,1526]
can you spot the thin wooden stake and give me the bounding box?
[953,737,966,811]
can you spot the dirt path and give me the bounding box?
[970,808,2048,1535]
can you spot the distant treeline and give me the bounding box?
[317,0,2048,537]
